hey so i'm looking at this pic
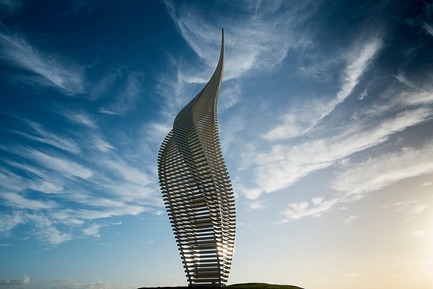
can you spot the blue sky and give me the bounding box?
[1,0,433,289]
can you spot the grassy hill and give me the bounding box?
[138,283,304,289]
[228,283,303,289]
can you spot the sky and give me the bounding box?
[0,0,433,288]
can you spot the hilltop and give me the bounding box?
[228,283,303,289]
[138,283,304,289]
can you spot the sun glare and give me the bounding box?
[423,210,433,286]
[428,212,433,264]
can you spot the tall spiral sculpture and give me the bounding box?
[157,29,235,286]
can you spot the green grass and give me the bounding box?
[228,283,303,289]
[138,283,304,289]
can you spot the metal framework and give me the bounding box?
[157,29,235,287]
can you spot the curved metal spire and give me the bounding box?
[157,28,235,287]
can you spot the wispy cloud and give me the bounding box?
[0,30,85,95]
[0,211,25,235]
[344,215,360,225]
[82,221,122,239]
[91,135,116,153]
[50,279,112,289]
[158,0,317,122]
[26,149,92,179]
[280,143,433,223]
[336,36,383,103]
[160,2,433,224]
[0,109,161,244]
[244,107,432,197]
[380,200,429,221]
[423,22,433,37]
[62,110,97,129]
[3,160,63,194]
[405,230,429,238]
[265,35,383,141]
[100,157,150,185]
[74,205,146,220]
[0,166,30,192]
[1,192,58,210]
[155,56,208,121]
[164,0,314,80]
[0,206,76,246]
[278,140,433,223]
[0,275,30,287]
[88,70,122,101]
[99,73,142,114]
[278,197,339,223]
[408,204,428,218]
[26,213,72,245]
[6,120,81,154]
[0,0,23,16]
[331,141,433,196]
[249,200,265,210]
[82,223,103,238]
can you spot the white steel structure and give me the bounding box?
[157,29,235,287]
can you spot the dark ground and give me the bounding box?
[138,283,304,289]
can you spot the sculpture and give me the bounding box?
[157,29,235,287]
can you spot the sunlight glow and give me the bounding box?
[427,212,433,282]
